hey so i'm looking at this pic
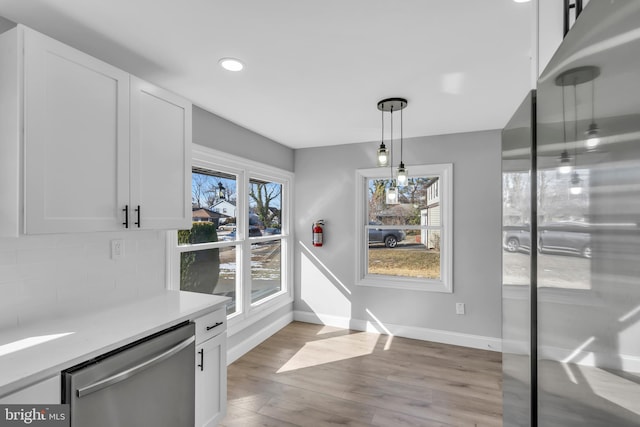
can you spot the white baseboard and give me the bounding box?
[539,345,640,372]
[227,311,294,365]
[293,310,502,352]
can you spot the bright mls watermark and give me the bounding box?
[0,405,69,426]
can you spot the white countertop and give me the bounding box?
[0,290,228,398]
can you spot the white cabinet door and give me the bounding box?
[195,333,227,427]
[130,77,191,230]
[23,28,130,233]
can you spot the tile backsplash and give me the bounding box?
[0,230,167,328]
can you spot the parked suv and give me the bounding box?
[503,222,591,258]
[368,221,406,248]
[503,225,531,253]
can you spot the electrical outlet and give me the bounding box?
[456,302,465,315]
[111,239,124,260]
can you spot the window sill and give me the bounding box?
[358,274,452,293]
[227,295,293,337]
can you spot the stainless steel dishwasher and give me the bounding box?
[62,322,195,427]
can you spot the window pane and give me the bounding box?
[251,240,281,303]
[180,170,237,245]
[249,179,282,237]
[180,246,237,315]
[368,177,440,225]
[367,229,440,279]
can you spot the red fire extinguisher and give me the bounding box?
[312,220,325,247]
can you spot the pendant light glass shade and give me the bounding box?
[558,149,572,174]
[585,122,600,149]
[585,75,600,149]
[386,183,399,205]
[377,142,389,166]
[397,162,408,186]
[569,171,583,195]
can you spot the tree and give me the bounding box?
[401,177,432,208]
[368,179,388,221]
[249,181,281,226]
[192,173,210,207]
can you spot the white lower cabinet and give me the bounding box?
[195,333,227,427]
[194,310,227,427]
[0,376,60,404]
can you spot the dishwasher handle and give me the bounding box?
[76,335,195,398]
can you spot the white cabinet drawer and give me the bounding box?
[195,308,226,344]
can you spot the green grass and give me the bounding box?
[368,248,440,279]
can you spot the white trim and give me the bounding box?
[227,310,293,365]
[293,310,501,352]
[166,230,179,290]
[192,144,293,186]
[355,163,453,293]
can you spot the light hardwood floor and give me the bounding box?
[220,322,503,427]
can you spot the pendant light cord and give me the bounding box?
[381,106,384,144]
[400,103,404,164]
[573,83,578,166]
[562,86,567,146]
[591,79,595,123]
[390,105,394,182]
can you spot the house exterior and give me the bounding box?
[192,207,225,224]
[421,177,440,250]
[211,200,236,218]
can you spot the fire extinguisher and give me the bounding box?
[312,220,325,247]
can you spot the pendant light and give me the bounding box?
[558,84,573,174]
[383,100,398,205]
[397,102,408,186]
[376,107,389,167]
[386,182,398,204]
[376,98,408,195]
[569,171,583,195]
[385,130,398,204]
[569,84,583,195]
[585,76,601,149]
[555,66,599,192]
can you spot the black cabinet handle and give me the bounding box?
[122,205,129,228]
[197,348,204,371]
[206,322,224,331]
[134,205,141,228]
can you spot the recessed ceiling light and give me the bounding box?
[219,58,244,72]
[513,0,531,3]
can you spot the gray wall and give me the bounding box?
[193,105,294,172]
[191,105,295,355]
[294,130,503,339]
[0,15,16,33]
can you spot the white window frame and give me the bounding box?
[355,163,453,293]
[167,144,294,335]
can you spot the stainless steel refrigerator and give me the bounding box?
[502,1,640,425]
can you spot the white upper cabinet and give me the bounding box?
[23,27,131,233]
[130,77,191,230]
[0,25,191,235]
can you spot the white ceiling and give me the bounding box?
[0,0,534,149]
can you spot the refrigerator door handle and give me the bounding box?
[76,335,195,398]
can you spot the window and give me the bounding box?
[168,145,293,328]
[355,163,452,292]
